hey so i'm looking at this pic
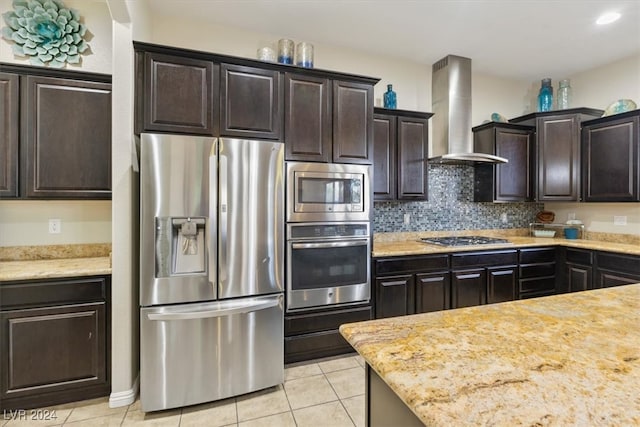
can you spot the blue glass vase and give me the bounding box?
[537,78,553,112]
[383,84,397,109]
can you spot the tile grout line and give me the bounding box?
[282,366,303,426]
[322,368,357,427]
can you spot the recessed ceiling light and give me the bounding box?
[596,11,621,25]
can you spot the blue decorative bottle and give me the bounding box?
[383,84,397,109]
[537,78,553,112]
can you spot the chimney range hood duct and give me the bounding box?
[430,55,507,164]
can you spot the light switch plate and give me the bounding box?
[49,219,61,234]
[613,216,627,226]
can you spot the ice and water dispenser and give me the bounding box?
[155,217,207,277]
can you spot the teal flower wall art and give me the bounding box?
[2,0,90,68]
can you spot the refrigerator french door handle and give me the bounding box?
[209,139,218,296]
[219,142,228,284]
[291,239,369,249]
[146,298,280,321]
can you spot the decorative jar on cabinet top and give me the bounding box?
[537,78,553,112]
[557,79,572,109]
[383,84,397,109]
[277,39,294,64]
[295,42,314,68]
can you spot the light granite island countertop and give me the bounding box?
[340,284,640,426]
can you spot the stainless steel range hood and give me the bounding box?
[430,55,507,164]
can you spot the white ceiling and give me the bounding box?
[148,0,640,81]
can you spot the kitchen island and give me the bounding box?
[340,284,640,426]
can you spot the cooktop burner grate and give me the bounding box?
[420,236,511,246]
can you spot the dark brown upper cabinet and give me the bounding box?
[373,108,432,201]
[373,113,396,200]
[332,81,374,164]
[21,75,112,199]
[133,42,379,152]
[510,108,602,201]
[473,122,534,202]
[581,109,639,202]
[0,64,112,200]
[284,73,331,161]
[0,72,19,198]
[220,63,282,140]
[136,51,218,135]
[285,76,375,164]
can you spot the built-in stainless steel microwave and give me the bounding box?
[286,162,371,222]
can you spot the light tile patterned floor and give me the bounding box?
[1,354,366,427]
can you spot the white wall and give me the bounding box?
[0,0,112,73]
[107,0,151,407]
[0,0,114,247]
[570,53,640,111]
[547,203,640,236]
[0,201,111,246]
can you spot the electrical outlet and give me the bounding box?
[614,216,627,226]
[49,219,61,234]
[403,213,411,225]
[500,213,508,223]
[567,212,576,221]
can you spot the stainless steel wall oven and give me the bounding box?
[286,222,370,312]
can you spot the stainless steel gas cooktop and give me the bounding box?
[420,236,511,246]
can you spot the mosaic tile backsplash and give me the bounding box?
[373,164,544,233]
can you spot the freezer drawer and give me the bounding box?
[140,294,284,412]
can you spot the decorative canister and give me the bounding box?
[557,79,572,109]
[537,78,553,112]
[257,47,276,62]
[383,84,397,109]
[277,39,294,64]
[296,42,314,68]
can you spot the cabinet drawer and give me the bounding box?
[519,263,556,279]
[451,250,517,268]
[519,277,556,294]
[0,277,108,310]
[519,247,556,264]
[284,330,354,364]
[565,249,593,265]
[597,252,640,275]
[375,254,449,275]
[285,306,371,336]
[596,270,640,288]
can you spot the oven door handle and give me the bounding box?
[291,240,369,249]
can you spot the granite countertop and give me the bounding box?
[0,257,112,282]
[340,284,640,426]
[0,244,112,282]
[374,236,640,257]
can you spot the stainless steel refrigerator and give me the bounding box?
[139,133,284,412]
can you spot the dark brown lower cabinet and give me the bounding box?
[595,251,640,288]
[375,275,414,318]
[567,264,592,292]
[284,305,371,363]
[451,269,486,308]
[564,248,594,292]
[487,266,517,303]
[451,250,517,309]
[374,255,450,319]
[518,247,558,298]
[452,265,516,307]
[0,276,110,410]
[415,272,451,314]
